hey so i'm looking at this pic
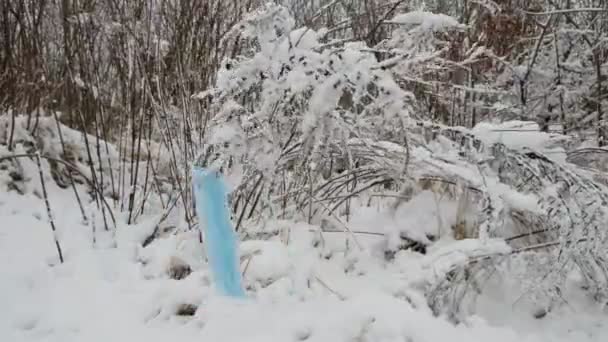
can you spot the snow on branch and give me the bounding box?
[387,11,465,31]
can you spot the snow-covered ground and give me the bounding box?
[1,177,607,342]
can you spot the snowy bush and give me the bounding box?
[189,2,608,320]
[197,3,420,226]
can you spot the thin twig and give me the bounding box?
[314,275,346,300]
[35,152,64,263]
[523,8,608,16]
[52,111,88,223]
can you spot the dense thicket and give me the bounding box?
[2,0,608,320]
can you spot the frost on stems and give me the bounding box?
[35,152,64,264]
[204,5,608,314]
[418,123,608,319]
[204,3,419,224]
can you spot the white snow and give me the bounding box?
[472,120,569,156]
[2,175,607,342]
[389,11,464,31]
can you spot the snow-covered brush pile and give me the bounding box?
[0,114,122,230]
[0,115,116,192]
[409,122,608,318]
[0,114,183,233]
[194,3,608,321]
